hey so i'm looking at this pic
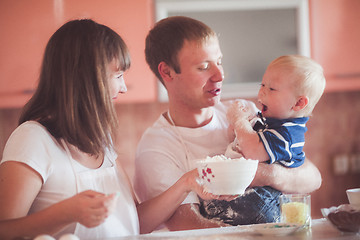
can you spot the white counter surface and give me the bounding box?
[107,219,359,240]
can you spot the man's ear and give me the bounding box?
[158,62,173,83]
[293,96,309,111]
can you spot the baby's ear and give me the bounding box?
[293,96,309,111]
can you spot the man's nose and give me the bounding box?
[211,65,224,82]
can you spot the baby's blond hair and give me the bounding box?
[269,55,326,116]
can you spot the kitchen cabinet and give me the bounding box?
[0,0,156,109]
[155,0,311,101]
[310,0,360,92]
[2,0,359,109]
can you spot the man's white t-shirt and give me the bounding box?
[134,100,257,204]
[135,100,284,226]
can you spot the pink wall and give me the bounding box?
[310,0,360,91]
[0,0,156,108]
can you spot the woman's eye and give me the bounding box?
[116,72,124,79]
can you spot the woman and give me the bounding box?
[0,19,222,239]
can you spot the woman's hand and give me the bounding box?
[61,190,118,228]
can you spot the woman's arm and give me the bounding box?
[0,161,115,239]
[136,169,232,234]
[250,158,322,194]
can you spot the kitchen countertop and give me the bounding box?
[109,219,359,240]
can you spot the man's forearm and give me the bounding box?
[166,204,227,231]
[251,159,322,194]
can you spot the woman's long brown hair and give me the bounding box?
[19,19,131,156]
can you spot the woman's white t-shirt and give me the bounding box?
[1,121,139,238]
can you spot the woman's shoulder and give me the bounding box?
[3,121,61,160]
[1,121,64,181]
[6,121,57,147]
[14,120,51,136]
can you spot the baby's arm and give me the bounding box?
[227,102,269,162]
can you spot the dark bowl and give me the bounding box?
[321,204,360,233]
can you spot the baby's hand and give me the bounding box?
[227,101,251,125]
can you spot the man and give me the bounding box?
[134,16,321,230]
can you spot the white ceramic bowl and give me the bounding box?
[197,156,258,195]
[346,188,360,210]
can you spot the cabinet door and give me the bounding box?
[310,0,360,91]
[0,1,55,108]
[0,0,155,108]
